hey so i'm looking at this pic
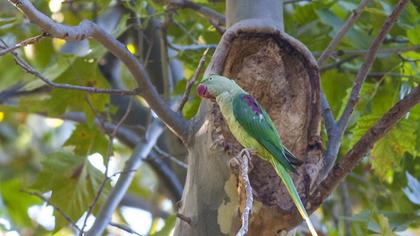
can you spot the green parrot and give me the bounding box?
[197,74,318,236]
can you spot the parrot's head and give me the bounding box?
[197,74,237,99]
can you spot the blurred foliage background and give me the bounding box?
[0,0,419,235]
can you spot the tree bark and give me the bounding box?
[174,1,322,235]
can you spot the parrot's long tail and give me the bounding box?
[270,158,318,236]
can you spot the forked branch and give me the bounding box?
[311,85,420,211]
[8,0,190,142]
[320,0,410,179]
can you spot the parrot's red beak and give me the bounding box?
[197,84,213,99]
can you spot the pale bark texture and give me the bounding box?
[174,1,322,235]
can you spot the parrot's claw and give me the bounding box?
[240,148,256,158]
[239,148,254,172]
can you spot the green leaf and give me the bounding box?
[371,119,417,179]
[407,25,420,44]
[1,179,40,227]
[182,95,201,120]
[321,69,353,116]
[370,212,396,236]
[20,58,110,121]
[64,124,109,157]
[151,215,176,236]
[345,211,418,234]
[351,111,417,179]
[31,152,110,230]
[317,9,371,49]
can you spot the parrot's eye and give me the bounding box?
[209,77,213,81]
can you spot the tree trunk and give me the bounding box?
[174,1,322,235]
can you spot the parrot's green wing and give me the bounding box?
[232,93,303,172]
[232,92,318,236]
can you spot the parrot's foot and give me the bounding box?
[240,148,256,157]
[240,148,255,171]
[229,148,254,174]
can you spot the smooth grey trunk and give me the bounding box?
[174,0,322,235]
[226,0,284,31]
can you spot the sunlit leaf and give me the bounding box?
[0,179,40,227]
[403,172,420,205]
[151,215,176,236]
[31,152,110,230]
[64,124,109,157]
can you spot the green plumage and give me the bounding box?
[232,92,302,172]
[197,74,318,236]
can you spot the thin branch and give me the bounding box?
[169,0,225,27]
[79,98,133,235]
[176,213,192,225]
[177,48,210,112]
[367,72,419,79]
[169,43,217,52]
[8,0,190,142]
[234,149,253,236]
[338,67,420,79]
[319,55,359,72]
[317,0,369,66]
[0,41,139,96]
[86,119,165,236]
[338,181,352,236]
[284,0,313,4]
[109,222,144,236]
[58,111,184,201]
[23,190,81,233]
[159,16,173,100]
[317,0,369,140]
[60,112,142,146]
[320,0,409,180]
[321,93,336,140]
[121,194,170,218]
[338,0,409,139]
[310,85,420,212]
[0,33,47,56]
[153,146,188,169]
[313,45,420,57]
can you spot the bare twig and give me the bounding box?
[0,33,48,56]
[121,194,170,218]
[79,98,133,235]
[320,0,410,180]
[317,0,369,66]
[0,40,139,96]
[86,119,165,236]
[176,213,192,225]
[23,190,81,232]
[169,0,225,28]
[319,55,359,72]
[52,111,184,202]
[177,48,210,112]
[8,0,190,142]
[338,0,409,147]
[234,149,253,236]
[317,0,369,140]
[313,45,420,57]
[310,85,420,212]
[338,182,352,236]
[60,112,142,146]
[169,43,217,52]
[153,145,188,169]
[284,0,313,4]
[158,12,173,100]
[109,222,144,236]
[321,93,336,140]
